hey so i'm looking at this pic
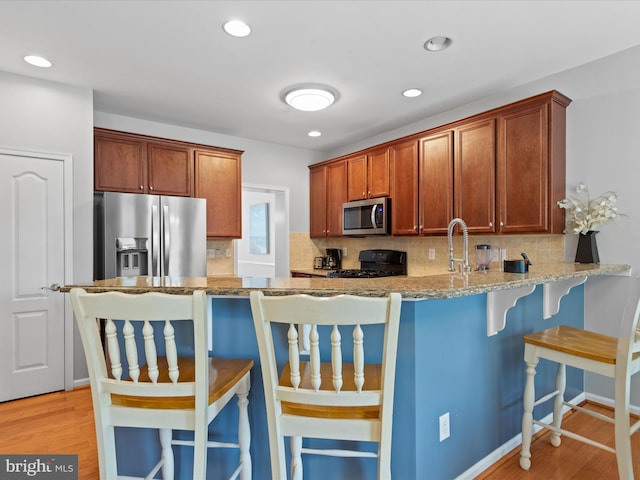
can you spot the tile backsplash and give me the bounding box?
[290,232,565,276]
[209,233,565,277]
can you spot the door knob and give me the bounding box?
[42,283,60,292]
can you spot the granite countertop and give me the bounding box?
[61,263,630,299]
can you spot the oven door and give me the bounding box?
[342,197,390,235]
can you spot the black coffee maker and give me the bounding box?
[324,248,342,270]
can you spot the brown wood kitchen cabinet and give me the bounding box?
[418,131,454,235]
[309,161,347,237]
[309,90,570,237]
[94,129,193,196]
[95,128,244,238]
[346,147,390,201]
[496,91,571,234]
[453,118,496,234]
[194,149,242,238]
[390,139,419,235]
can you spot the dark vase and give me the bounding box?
[575,231,600,263]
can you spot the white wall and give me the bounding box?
[0,70,94,382]
[94,112,325,232]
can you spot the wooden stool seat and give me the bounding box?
[112,357,253,409]
[280,362,381,420]
[519,277,640,479]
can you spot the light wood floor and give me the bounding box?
[1,388,639,479]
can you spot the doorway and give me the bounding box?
[236,184,289,278]
[0,148,73,402]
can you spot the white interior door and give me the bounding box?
[0,151,66,402]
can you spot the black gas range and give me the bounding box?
[326,249,407,278]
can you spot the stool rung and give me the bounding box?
[532,419,616,454]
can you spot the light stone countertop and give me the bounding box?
[61,263,631,298]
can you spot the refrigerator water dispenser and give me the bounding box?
[116,237,148,276]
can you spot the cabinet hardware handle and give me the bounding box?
[149,186,153,191]
[500,221,504,227]
[489,222,493,227]
[139,185,143,190]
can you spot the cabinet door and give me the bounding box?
[454,119,496,234]
[94,134,146,193]
[497,103,549,233]
[194,150,242,238]
[420,131,454,235]
[390,140,419,235]
[147,143,193,197]
[309,166,327,238]
[367,147,390,198]
[346,154,367,201]
[326,161,347,236]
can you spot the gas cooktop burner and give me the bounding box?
[326,269,402,279]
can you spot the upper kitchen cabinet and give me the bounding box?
[309,161,347,237]
[496,91,571,234]
[419,131,454,235]
[346,147,390,201]
[454,118,496,234]
[147,142,193,196]
[390,139,419,235]
[94,130,147,193]
[194,149,242,238]
[94,129,193,196]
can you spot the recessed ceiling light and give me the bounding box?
[223,20,251,37]
[24,55,52,68]
[402,88,423,98]
[283,86,337,112]
[424,36,452,52]
[308,130,322,137]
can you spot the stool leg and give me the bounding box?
[520,346,538,470]
[551,363,566,447]
[614,365,633,480]
[237,378,252,480]
[159,428,174,480]
[291,436,303,480]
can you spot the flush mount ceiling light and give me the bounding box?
[308,130,322,137]
[424,36,452,52]
[283,85,337,112]
[24,55,52,68]
[402,88,423,98]
[223,20,251,37]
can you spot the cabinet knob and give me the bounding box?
[139,185,143,190]
[489,222,493,227]
[500,221,504,227]
[149,186,153,191]
[367,191,371,195]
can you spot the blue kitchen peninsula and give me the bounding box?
[63,263,629,479]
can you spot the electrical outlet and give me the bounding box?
[207,249,215,258]
[343,247,348,257]
[215,248,221,257]
[428,248,436,260]
[439,412,450,441]
[225,248,231,258]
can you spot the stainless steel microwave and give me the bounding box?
[342,197,390,235]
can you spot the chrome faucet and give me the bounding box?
[447,218,471,273]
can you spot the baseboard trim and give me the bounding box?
[455,392,586,479]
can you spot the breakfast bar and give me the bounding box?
[63,263,630,479]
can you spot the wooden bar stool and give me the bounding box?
[70,288,253,480]
[520,276,640,479]
[250,291,402,480]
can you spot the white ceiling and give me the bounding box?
[2,1,640,152]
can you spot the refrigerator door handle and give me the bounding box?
[163,204,170,275]
[151,204,160,276]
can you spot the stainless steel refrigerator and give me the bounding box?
[94,192,207,279]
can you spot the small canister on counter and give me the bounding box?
[313,257,324,269]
